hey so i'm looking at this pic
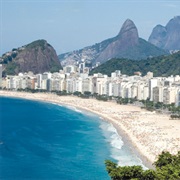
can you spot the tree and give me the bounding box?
[11,52,17,58]
[142,169,156,180]
[105,151,180,180]
[105,160,117,174]
[73,91,81,96]
[12,48,17,51]
[153,151,176,169]
[84,91,91,96]
[7,56,12,61]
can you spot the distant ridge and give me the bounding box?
[59,19,167,67]
[90,51,180,77]
[149,16,180,51]
[0,40,62,75]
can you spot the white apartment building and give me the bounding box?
[131,84,138,99]
[176,89,180,107]
[125,83,133,98]
[19,77,28,89]
[163,87,177,104]
[146,72,153,79]
[1,69,180,106]
[153,86,164,103]
[41,79,47,90]
[137,82,145,100]
[0,64,2,87]
[112,82,121,97]
[96,77,108,95]
[91,74,107,94]
[66,78,74,93]
[143,86,149,100]
[63,65,78,74]
[73,77,82,93]
[51,79,61,91]
[107,82,113,96]
[82,78,91,93]
[120,81,127,98]
[149,78,158,101]
[36,74,42,89]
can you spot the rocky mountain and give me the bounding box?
[59,36,117,67]
[148,16,180,51]
[0,40,62,75]
[59,19,167,67]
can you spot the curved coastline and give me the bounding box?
[1,91,180,169]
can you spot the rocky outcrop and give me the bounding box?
[118,19,139,45]
[95,19,139,64]
[1,40,62,75]
[149,16,180,51]
[59,19,167,66]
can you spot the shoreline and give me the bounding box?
[1,91,180,169]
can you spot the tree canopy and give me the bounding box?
[105,151,180,180]
[90,51,180,77]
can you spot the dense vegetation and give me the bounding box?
[26,39,51,50]
[105,151,180,180]
[0,51,19,76]
[140,99,180,113]
[90,51,180,77]
[0,52,17,65]
[4,62,19,76]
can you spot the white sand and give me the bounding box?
[0,91,180,167]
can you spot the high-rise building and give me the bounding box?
[0,64,2,87]
[176,89,180,107]
[36,74,42,89]
[149,78,158,100]
[0,64,2,77]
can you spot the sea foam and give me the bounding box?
[99,121,124,163]
[66,105,82,113]
[99,120,147,168]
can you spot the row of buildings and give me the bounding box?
[0,64,180,106]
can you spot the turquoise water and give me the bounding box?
[0,97,144,179]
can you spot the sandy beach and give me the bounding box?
[0,91,180,168]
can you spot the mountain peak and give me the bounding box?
[118,19,139,38]
[117,19,139,45]
[149,16,180,50]
[1,40,62,75]
[171,16,180,22]
[59,18,167,66]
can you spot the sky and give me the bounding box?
[0,0,180,56]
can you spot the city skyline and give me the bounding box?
[1,63,180,107]
[1,0,180,55]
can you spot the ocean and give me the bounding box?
[0,97,145,180]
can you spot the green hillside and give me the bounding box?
[90,51,180,77]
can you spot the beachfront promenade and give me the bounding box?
[0,91,180,167]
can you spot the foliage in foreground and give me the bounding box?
[105,151,180,180]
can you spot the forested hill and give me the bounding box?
[90,51,180,77]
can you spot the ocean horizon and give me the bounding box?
[0,96,145,179]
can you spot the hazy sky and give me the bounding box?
[1,0,180,55]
